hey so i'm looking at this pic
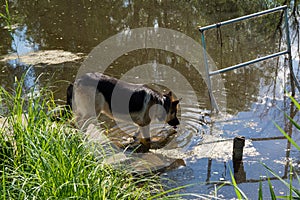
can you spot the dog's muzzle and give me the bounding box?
[167,117,180,128]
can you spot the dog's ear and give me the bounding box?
[164,91,172,97]
[172,100,180,106]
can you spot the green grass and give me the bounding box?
[0,0,12,30]
[0,74,179,199]
[0,0,19,56]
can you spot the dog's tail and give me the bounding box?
[50,84,73,122]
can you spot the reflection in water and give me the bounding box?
[0,1,300,198]
[1,24,40,94]
[11,25,39,56]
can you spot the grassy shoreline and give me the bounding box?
[0,76,178,199]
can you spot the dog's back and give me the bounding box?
[70,73,156,127]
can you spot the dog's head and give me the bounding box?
[163,91,180,128]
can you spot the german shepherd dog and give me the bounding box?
[67,72,180,151]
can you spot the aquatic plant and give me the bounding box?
[0,74,182,199]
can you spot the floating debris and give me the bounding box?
[0,50,85,65]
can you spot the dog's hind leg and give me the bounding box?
[66,84,73,110]
[72,85,100,130]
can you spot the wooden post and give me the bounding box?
[232,136,246,183]
[233,136,245,162]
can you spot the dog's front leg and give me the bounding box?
[134,125,151,152]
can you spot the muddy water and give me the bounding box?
[1,1,300,199]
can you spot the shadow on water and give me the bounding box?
[1,0,300,199]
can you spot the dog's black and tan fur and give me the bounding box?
[67,72,180,151]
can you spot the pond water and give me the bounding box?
[1,1,300,199]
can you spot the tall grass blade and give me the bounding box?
[0,0,11,30]
[284,112,300,130]
[258,180,263,200]
[0,0,10,21]
[273,122,300,151]
[229,168,248,200]
[289,95,300,110]
[0,13,8,20]
[267,178,276,200]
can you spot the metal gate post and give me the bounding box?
[198,5,300,112]
[200,30,220,113]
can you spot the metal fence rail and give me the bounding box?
[198,5,299,112]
